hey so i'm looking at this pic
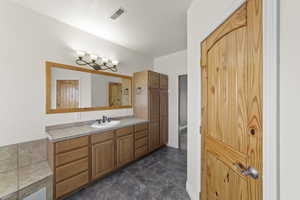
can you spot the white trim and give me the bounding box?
[192,0,279,199]
[186,181,198,200]
[263,0,279,199]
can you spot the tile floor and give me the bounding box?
[66,147,190,200]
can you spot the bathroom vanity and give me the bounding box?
[47,118,150,200]
[45,62,169,200]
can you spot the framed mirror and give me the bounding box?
[46,61,132,114]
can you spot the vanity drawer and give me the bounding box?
[116,126,133,137]
[91,131,114,144]
[135,130,148,140]
[135,146,148,159]
[56,171,89,199]
[55,136,89,154]
[135,137,147,149]
[134,123,148,132]
[55,147,88,167]
[56,157,89,183]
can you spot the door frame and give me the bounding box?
[178,74,188,150]
[197,0,279,199]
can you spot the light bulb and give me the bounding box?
[102,57,109,63]
[112,60,119,66]
[76,50,86,58]
[90,54,98,61]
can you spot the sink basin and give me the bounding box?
[91,121,120,129]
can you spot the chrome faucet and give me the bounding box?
[102,116,108,123]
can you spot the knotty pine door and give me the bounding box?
[201,0,263,199]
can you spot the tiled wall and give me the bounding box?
[0,139,47,172]
[0,139,52,200]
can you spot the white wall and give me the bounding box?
[91,74,122,107]
[280,1,300,199]
[154,50,187,148]
[0,0,153,147]
[187,0,238,199]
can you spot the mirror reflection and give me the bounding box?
[50,67,132,110]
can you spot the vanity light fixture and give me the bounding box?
[75,50,119,72]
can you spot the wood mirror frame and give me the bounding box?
[46,61,132,114]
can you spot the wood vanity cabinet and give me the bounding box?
[48,123,148,200]
[159,82,169,146]
[135,123,149,158]
[116,134,134,167]
[91,131,115,180]
[133,71,169,152]
[149,71,160,89]
[149,88,161,151]
[160,74,168,90]
[48,136,90,200]
[116,126,134,167]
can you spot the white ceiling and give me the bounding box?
[11,0,192,57]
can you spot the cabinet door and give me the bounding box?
[117,134,134,167]
[160,89,168,146]
[160,89,168,117]
[92,140,115,180]
[149,121,160,152]
[160,116,168,146]
[159,74,168,89]
[149,71,160,89]
[149,89,160,122]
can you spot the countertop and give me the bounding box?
[0,161,52,199]
[46,117,149,142]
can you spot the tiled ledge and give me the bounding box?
[0,139,53,200]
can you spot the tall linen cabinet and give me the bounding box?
[133,71,169,152]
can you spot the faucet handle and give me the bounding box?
[102,116,108,123]
[96,119,102,124]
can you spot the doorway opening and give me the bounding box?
[178,75,188,151]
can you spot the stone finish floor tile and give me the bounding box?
[66,147,189,200]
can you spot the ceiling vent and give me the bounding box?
[110,8,126,20]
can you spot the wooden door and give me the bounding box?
[92,140,115,180]
[159,74,168,89]
[109,82,122,106]
[149,71,160,89]
[160,89,168,146]
[56,80,79,109]
[201,1,262,200]
[117,134,134,167]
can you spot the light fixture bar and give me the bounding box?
[75,51,119,72]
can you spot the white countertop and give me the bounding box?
[46,117,148,142]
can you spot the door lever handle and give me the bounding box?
[234,163,259,180]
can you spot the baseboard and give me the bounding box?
[186,180,199,200]
[166,143,179,149]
